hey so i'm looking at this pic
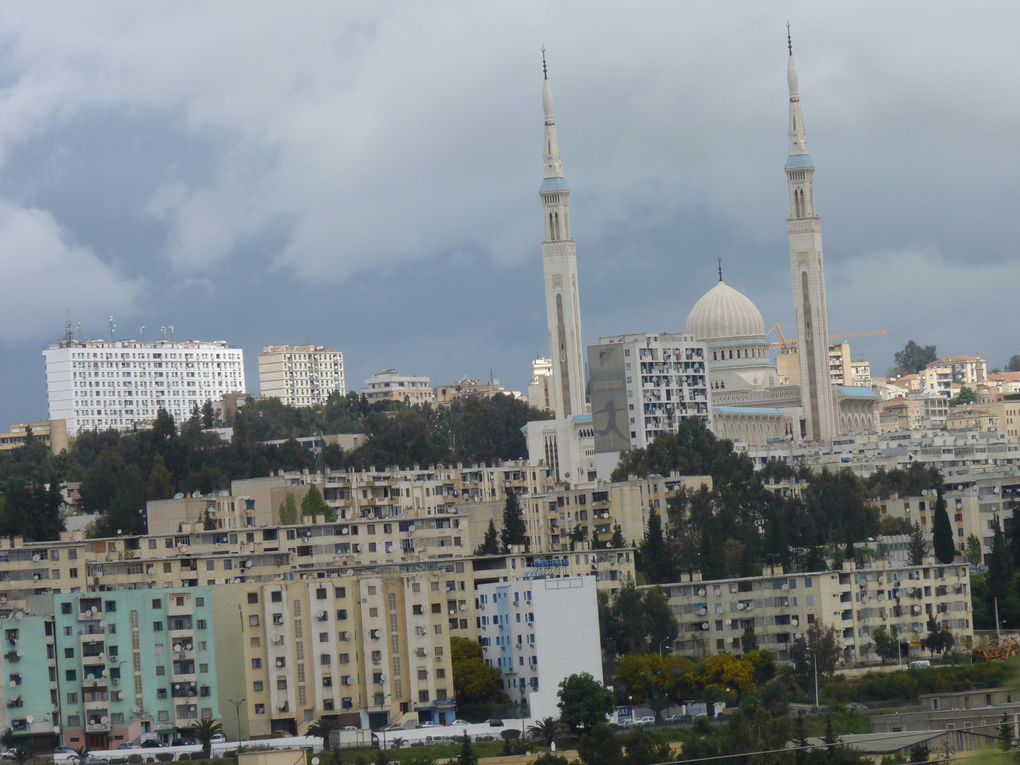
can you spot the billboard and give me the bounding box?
[588,343,631,454]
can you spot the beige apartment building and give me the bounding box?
[650,560,972,666]
[879,395,950,432]
[0,420,69,454]
[258,345,346,407]
[362,369,434,407]
[777,342,853,387]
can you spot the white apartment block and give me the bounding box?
[476,575,602,719]
[258,344,345,407]
[588,333,710,456]
[651,561,972,666]
[43,339,245,436]
[363,369,434,407]
[851,359,872,387]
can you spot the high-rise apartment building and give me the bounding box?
[43,339,245,436]
[258,345,346,407]
[588,333,710,476]
[476,576,602,719]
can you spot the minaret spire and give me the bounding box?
[542,51,564,180]
[783,30,837,442]
[537,51,584,425]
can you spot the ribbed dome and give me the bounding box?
[686,281,766,341]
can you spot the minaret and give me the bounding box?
[785,27,837,441]
[540,51,586,420]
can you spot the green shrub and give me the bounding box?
[154,753,175,762]
[127,755,144,764]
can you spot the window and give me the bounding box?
[196,619,207,630]
[319,632,328,643]
[271,591,282,603]
[65,670,76,681]
[321,654,331,666]
[152,599,162,609]
[66,692,78,704]
[247,593,259,604]
[277,679,288,690]
[61,602,72,614]
[195,597,204,607]
[334,587,346,598]
[64,648,74,658]
[251,659,262,670]
[253,681,264,692]
[105,600,117,612]
[156,666,165,676]
[255,704,265,714]
[153,622,163,632]
[249,615,260,627]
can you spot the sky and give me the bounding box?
[1,2,1019,428]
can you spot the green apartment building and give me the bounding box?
[53,587,221,749]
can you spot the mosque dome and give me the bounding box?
[685,281,766,341]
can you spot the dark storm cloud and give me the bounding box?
[0,2,1018,425]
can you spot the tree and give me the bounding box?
[575,723,621,765]
[201,400,217,428]
[987,516,1016,626]
[792,712,809,765]
[965,534,983,566]
[1008,356,1020,373]
[998,713,1013,751]
[456,732,478,765]
[278,493,298,525]
[921,615,955,657]
[871,626,899,665]
[527,717,562,747]
[610,524,625,548]
[478,520,500,555]
[300,485,335,521]
[500,488,528,551]
[908,523,929,566]
[686,653,756,701]
[638,507,674,584]
[741,625,759,653]
[908,743,930,765]
[949,387,977,407]
[932,490,954,564]
[450,637,505,707]
[146,455,174,500]
[0,476,65,542]
[894,341,937,375]
[791,624,841,688]
[557,672,615,734]
[615,654,683,723]
[191,718,223,759]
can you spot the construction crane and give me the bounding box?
[769,323,890,350]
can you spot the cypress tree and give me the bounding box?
[932,489,955,563]
[479,519,501,555]
[638,507,675,584]
[500,488,528,551]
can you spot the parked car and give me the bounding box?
[1,750,19,761]
[210,734,226,744]
[382,723,404,732]
[420,722,437,728]
[663,713,684,723]
[487,719,504,727]
[633,716,656,727]
[54,748,78,756]
[141,740,163,748]
[116,744,142,750]
[451,720,470,726]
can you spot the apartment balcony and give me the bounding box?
[85,714,111,732]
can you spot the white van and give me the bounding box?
[908,660,931,669]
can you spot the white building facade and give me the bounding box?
[258,344,345,406]
[43,339,245,436]
[476,574,602,720]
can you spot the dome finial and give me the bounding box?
[717,256,723,282]
[542,46,548,80]
[786,21,792,56]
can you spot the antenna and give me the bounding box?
[63,313,74,346]
[140,325,145,339]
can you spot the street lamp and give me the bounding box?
[659,637,672,657]
[805,648,819,708]
[228,698,245,743]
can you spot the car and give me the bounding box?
[141,740,163,748]
[382,723,404,732]
[451,720,470,726]
[633,716,656,727]
[844,703,870,714]
[116,744,142,750]
[487,719,504,727]
[54,748,78,756]
[663,713,684,723]
[210,734,227,744]
[419,722,437,728]
[1,750,19,761]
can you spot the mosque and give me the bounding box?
[525,35,879,484]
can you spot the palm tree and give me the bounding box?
[307,718,338,740]
[390,737,405,750]
[191,719,223,759]
[527,717,561,747]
